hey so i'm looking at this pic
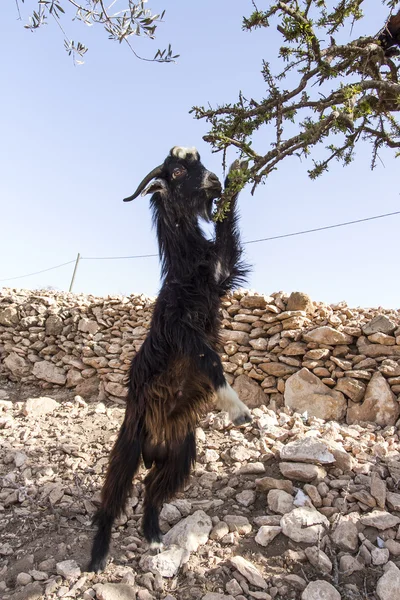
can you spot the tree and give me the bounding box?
[191,1,400,218]
[16,0,176,64]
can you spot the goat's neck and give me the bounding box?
[156,213,211,279]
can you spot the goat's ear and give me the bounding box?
[142,179,167,196]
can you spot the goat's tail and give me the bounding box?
[88,411,144,572]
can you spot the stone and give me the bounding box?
[160,504,182,525]
[386,492,400,511]
[385,539,400,557]
[4,352,30,377]
[163,510,212,551]
[75,375,100,398]
[56,559,81,579]
[140,546,188,578]
[16,572,33,586]
[335,377,366,402]
[95,583,137,600]
[78,318,99,335]
[255,526,282,547]
[284,368,347,421]
[362,315,396,336]
[331,521,359,552]
[210,522,229,540]
[376,562,400,600]
[236,490,256,507]
[267,490,294,514]
[287,292,314,315]
[360,510,400,530]
[105,381,126,398]
[347,372,400,426]
[232,375,268,408]
[23,396,60,417]
[280,437,335,465]
[0,305,19,326]
[340,554,364,575]
[45,314,63,335]
[301,581,340,600]
[255,477,293,494]
[225,579,242,596]
[32,360,66,385]
[223,515,252,535]
[303,326,353,345]
[220,329,250,346]
[280,507,329,544]
[260,362,297,377]
[304,547,332,575]
[369,332,396,345]
[241,295,267,309]
[202,594,235,600]
[372,547,390,565]
[279,462,327,482]
[230,556,267,590]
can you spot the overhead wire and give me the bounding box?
[1,209,399,282]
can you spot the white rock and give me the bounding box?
[94,583,137,600]
[301,580,341,600]
[160,504,182,525]
[16,572,33,586]
[372,547,390,566]
[304,547,332,575]
[23,396,60,417]
[163,510,212,551]
[255,526,282,547]
[360,510,400,530]
[280,507,329,544]
[230,556,267,589]
[376,562,400,600]
[235,490,256,507]
[202,594,235,600]
[267,489,294,514]
[56,560,81,579]
[32,361,66,385]
[280,437,335,465]
[140,546,188,578]
[284,368,346,421]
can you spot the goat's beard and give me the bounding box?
[201,198,214,222]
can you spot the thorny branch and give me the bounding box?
[18,0,177,64]
[191,1,400,218]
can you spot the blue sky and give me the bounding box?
[1,0,399,308]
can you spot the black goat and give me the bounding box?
[88,146,251,572]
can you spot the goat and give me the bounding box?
[88,146,251,572]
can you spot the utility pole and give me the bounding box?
[69,253,81,292]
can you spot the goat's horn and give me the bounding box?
[123,165,164,202]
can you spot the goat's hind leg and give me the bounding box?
[142,431,196,548]
[88,416,143,572]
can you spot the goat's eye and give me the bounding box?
[172,166,187,180]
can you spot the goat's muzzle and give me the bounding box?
[203,171,222,198]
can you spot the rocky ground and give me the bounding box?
[2,384,400,600]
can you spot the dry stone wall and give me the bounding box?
[1,288,400,425]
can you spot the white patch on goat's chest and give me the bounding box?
[214,260,222,282]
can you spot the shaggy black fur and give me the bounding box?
[88,147,249,572]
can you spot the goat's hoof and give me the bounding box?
[233,412,253,427]
[229,159,249,173]
[149,541,164,553]
[87,556,108,573]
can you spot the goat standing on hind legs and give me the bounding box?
[88,146,251,572]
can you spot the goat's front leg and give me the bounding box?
[193,343,252,426]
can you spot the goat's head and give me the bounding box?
[123,147,222,221]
